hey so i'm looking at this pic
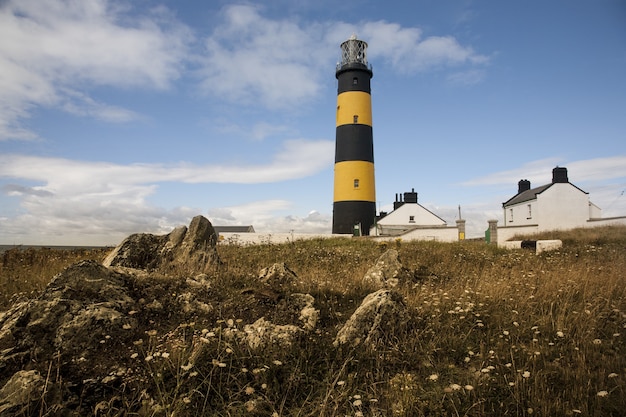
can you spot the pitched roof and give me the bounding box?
[503,182,589,207]
[503,184,553,207]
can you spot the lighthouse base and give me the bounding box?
[332,201,376,235]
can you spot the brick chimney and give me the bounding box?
[552,167,568,183]
[518,179,531,193]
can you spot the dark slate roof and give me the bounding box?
[214,225,255,233]
[503,184,553,207]
[503,182,589,207]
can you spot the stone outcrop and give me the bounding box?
[0,216,423,415]
[258,262,297,288]
[334,289,407,348]
[0,370,44,416]
[103,215,220,273]
[230,292,319,350]
[362,249,412,288]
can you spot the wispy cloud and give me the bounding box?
[0,0,191,140]
[197,5,489,109]
[462,156,626,187]
[0,139,334,242]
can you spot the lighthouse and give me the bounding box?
[332,35,376,235]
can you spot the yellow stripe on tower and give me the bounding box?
[336,91,372,126]
[333,160,376,202]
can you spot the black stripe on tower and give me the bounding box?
[337,70,371,94]
[333,201,376,236]
[335,125,374,162]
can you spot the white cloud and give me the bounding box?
[360,21,489,73]
[462,156,626,187]
[0,0,191,140]
[197,5,488,109]
[198,4,332,109]
[0,139,334,244]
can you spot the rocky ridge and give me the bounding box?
[0,215,419,416]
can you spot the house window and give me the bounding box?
[354,179,359,188]
[353,115,358,123]
[353,77,358,85]
[509,208,514,222]
[527,204,532,219]
[409,215,415,223]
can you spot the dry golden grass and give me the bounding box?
[1,225,625,416]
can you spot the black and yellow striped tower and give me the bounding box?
[332,34,376,235]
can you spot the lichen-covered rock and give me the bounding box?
[258,263,297,288]
[362,249,412,288]
[229,293,319,350]
[0,261,136,368]
[241,317,302,350]
[103,215,220,274]
[334,289,407,348]
[0,370,44,416]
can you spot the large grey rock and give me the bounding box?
[0,261,136,367]
[362,249,412,288]
[334,289,407,348]
[103,215,220,274]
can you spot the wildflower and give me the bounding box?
[481,368,491,374]
[353,399,362,406]
[428,374,439,381]
[182,397,191,404]
[161,352,170,359]
[449,383,462,391]
[597,390,609,397]
[503,330,510,336]
[130,353,139,359]
[464,385,474,391]
[273,360,283,366]
[145,355,153,362]
[608,373,618,378]
[556,331,564,338]
[245,386,255,395]
[522,371,531,378]
[593,339,602,345]
[181,363,193,371]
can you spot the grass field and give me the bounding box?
[0,226,624,416]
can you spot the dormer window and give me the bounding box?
[354,179,359,188]
[409,215,415,223]
[353,115,358,123]
[353,77,358,85]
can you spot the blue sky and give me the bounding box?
[1,0,625,245]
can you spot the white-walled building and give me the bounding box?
[502,167,600,229]
[370,189,464,242]
[492,166,626,243]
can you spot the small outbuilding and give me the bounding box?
[370,189,464,242]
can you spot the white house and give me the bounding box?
[370,189,464,242]
[493,166,625,243]
[502,167,600,229]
